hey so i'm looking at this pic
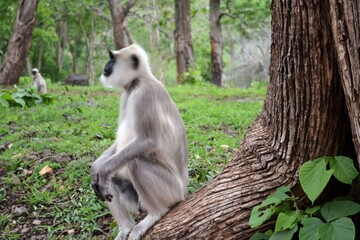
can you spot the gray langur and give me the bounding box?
[91,44,189,240]
[31,68,47,94]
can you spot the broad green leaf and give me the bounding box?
[269,226,298,240]
[259,186,292,207]
[13,97,26,107]
[305,206,321,215]
[321,200,360,222]
[1,92,13,100]
[318,217,355,240]
[249,186,292,228]
[249,205,276,228]
[250,232,270,240]
[299,160,333,203]
[0,97,9,107]
[299,217,324,240]
[275,211,301,232]
[329,156,358,184]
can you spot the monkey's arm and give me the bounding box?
[91,142,117,201]
[94,137,156,201]
[102,137,155,174]
[92,142,117,168]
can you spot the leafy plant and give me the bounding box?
[0,86,54,108]
[182,68,207,85]
[249,156,360,240]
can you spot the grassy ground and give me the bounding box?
[0,82,266,239]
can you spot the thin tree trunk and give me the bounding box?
[25,56,32,77]
[37,38,43,70]
[55,20,66,71]
[79,16,96,85]
[210,0,223,86]
[0,0,39,85]
[144,1,357,239]
[174,0,195,84]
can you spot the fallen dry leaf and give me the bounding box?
[39,165,53,175]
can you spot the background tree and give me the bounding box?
[0,0,39,85]
[209,0,222,86]
[174,0,195,84]
[107,0,136,49]
[144,0,360,238]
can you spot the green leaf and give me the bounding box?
[249,205,277,228]
[329,156,358,184]
[249,186,292,228]
[269,226,298,240]
[13,97,26,107]
[318,217,355,240]
[321,200,360,222]
[305,206,321,215]
[275,211,301,232]
[299,217,324,240]
[259,186,292,207]
[0,97,9,107]
[250,232,271,240]
[299,159,333,203]
[1,92,13,100]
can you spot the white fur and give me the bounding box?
[100,44,152,88]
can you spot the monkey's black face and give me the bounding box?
[104,50,115,77]
[32,70,36,76]
[103,59,115,77]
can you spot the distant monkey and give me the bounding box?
[31,68,47,94]
[91,44,189,240]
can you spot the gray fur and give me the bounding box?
[91,44,188,240]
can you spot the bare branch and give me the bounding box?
[128,11,173,39]
[89,4,111,24]
[123,0,136,18]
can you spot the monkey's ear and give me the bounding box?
[108,49,115,60]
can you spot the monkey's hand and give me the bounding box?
[91,165,113,202]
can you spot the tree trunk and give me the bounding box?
[209,0,223,87]
[174,0,195,84]
[55,20,66,71]
[0,0,39,85]
[37,37,43,70]
[107,0,136,50]
[79,15,96,85]
[329,0,360,165]
[144,1,358,239]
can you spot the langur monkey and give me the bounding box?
[31,68,47,94]
[91,44,189,240]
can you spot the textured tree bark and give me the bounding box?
[210,0,223,87]
[107,0,135,50]
[144,1,358,239]
[174,0,195,84]
[329,0,360,166]
[0,0,39,85]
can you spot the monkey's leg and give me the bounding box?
[128,158,183,240]
[107,183,135,240]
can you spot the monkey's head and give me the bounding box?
[31,68,39,77]
[100,44,150,88]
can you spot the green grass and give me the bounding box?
[0,82,266,239]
